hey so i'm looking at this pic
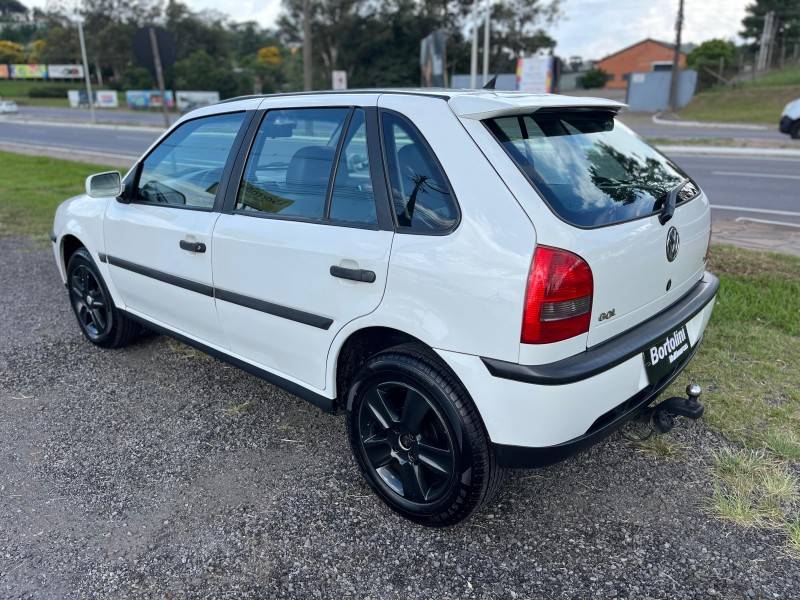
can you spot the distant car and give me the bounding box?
[50,90,717,525]
[0,99,19,114]
[779,98,800,139]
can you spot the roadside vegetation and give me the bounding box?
[1,151,799,553]
[678,66,800,125]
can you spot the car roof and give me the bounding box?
[217,89,625,120]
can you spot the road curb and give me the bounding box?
[0,141,136,167]
[0,116,166,133]
[657,144,800,158]
[652,112,770,131]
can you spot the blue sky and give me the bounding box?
[28,0,752,61]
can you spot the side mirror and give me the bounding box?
[85,171,122,198]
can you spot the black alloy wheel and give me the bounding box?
[69,263,112,341]
[66,247,140,348]
[358,380,456,504]
[347,344,505,526]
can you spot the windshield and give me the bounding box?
[485,109,697,228]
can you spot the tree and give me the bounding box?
[687,39,736,69]
[0,0,27,19]
[173,49,244,98]
[0,39,25,63]
[578,67,607,89]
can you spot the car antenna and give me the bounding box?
[482,75,497,90]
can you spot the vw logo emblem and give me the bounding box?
[666,226,680,262]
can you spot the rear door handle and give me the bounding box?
[330,265,376,283]
[179,240,206,253]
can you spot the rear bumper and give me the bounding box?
[435,272,718,465]
[482,272,719,385]
[492,340,700,468]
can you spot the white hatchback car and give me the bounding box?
[52,90,718,525]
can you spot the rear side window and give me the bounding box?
[485,110,697,228]
[237,108,349,219]
[136,112,245,209]
[381,111,458,233]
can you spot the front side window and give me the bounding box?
[136,112,245,209]
[485,110,697,228]
[381,112,458,233]
[237,108,349,219]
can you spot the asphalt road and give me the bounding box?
[2,235,799,598]
[1,118,798,228]
[17,105,179,127]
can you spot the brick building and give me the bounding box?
[595,38,687,89]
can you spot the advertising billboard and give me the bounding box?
[516,56,555,93]
[126,90,175,109]
[0,65,8,79]
[10,64,47,79]
[175,90,219,111]
[48,64,84,79]
[69,90,120,108]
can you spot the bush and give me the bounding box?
[578,68,608,89]
[27,86,69,98]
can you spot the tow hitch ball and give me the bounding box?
[651,384,705,434]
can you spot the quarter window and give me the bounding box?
[237,108,349,219]
[380,111,457,233]
[135,112,245,209]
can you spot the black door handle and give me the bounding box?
[179,240,206,253]
[330,265,376,283]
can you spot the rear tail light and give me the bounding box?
[521,246,594,344]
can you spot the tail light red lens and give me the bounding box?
[521,246,594,344]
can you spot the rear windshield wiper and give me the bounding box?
[659,179,689,225]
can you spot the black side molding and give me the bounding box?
[103,254,333,330]
[215,288,333,330]
[106,255,214,297]
[482,272,719,386]
[122,310,336,414]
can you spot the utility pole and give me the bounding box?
[303,0,312,91]
[482,0,491,83]
[469,0,479,88]
[149,27,170,128]
[757,11,776,72]
[667,0,684,113]
[77,19,95,124]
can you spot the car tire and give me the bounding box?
[791,120,800,140]
[346,343,505,526]
[66,247,140,348]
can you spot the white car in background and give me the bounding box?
[50,89,717,525]
[0,99,19,114]
[779,98,800,139]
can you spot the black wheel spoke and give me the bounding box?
[365,387,394,430]
[416,442,453,476]
[399,461,427,502]
[363,434,393,468]
[91,308,107,331]
[400,389,429,431]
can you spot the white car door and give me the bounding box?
[103,108,252,348]
[211,96,394,391]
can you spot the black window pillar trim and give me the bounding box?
[221,108,266,215]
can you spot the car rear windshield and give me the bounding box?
[485,109,698,228]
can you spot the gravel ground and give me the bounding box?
[1,236,798,599]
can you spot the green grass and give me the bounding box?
[678,66,800,124]
[711,448,797,528]
[0,151,111,238]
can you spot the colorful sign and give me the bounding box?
[126,90,175,109]
[0,65,8,79]
[516,56,555,93]
[96,90,119,108]
[10,64,47,79]
[48,64,84,79]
